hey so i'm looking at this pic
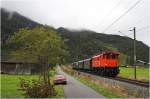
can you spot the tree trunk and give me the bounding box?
[38,56,55,96]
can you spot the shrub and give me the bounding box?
[19,78,56,98]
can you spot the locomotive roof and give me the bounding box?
[83,58,91,61]
[93,51,119,58]
[102,51,120,55]
[75,58,91,63]
[78,60,84,62]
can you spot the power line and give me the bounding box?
[97,0,122,27]
[137,26,149,32]
[118,31,128,37]
[118,26,149,39]
[118,31,132,37]
[102,0,142,33]
[132,17,147,25]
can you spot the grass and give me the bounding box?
[53,85,64,98]
[1,67,65,98]
[119,67,149,81]
[1,74,38,98]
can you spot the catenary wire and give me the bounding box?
[97,0,122,27]
[102,0,142,33]
[137,26,149,32]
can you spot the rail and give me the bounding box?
[76,70,149,88]
[113,76,149,88]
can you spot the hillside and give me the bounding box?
[1,8,39,60]
[1,8,39,44]
[57,27,149,64]
[1,8,149,65]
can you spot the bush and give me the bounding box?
[19,78,56,98]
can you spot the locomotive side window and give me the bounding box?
[106,54,111,59]
[106,55,109,59]
[98,56,100,60]
[103,55,106,59]
[108,54,111,59]
[105,53,118,59]
[112,54,116,59]
[105,55,107,59]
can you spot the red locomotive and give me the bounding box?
[72,51,120,77]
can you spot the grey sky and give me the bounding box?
[1,0,150,46]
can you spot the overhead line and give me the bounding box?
[118,26,149,38]
[137,26,149,32]
[102,0,142,33]
[97,0,122,26]
[118,31,132,37]
[133,17,146,25]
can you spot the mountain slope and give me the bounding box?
[57,27,149,64]
[1,8,149,65]
[1,8,40,60]
[1,8,39,44]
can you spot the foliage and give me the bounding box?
[8,26,68,72]
[19,78,56,98]
[8,26,66,63]
[53,85,64,98]
[18,65,65,98]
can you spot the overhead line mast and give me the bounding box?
[129,27,137,79]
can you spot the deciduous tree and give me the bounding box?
[9,26,68,95]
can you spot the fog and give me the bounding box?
[1,0,149,46]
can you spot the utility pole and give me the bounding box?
[129,27,136,79]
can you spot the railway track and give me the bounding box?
[113,76,149,88]
[76,70,149,88]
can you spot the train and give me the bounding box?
[71,51,120,77]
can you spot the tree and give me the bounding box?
[8,26,68,95]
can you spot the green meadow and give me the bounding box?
[118,66,149,81]
[1,70,64,98]
[1,74,38,98]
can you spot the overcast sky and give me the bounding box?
[1,0,150,46]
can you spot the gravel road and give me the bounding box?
[57,67,105,98]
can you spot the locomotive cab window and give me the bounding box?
[111,54,115,59]
[105,54,111,59]
[105,54,117,59]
